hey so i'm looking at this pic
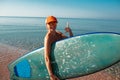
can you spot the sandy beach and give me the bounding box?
[0,43,119,80]
[0,43,28,80]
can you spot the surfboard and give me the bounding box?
[8,32,120,80]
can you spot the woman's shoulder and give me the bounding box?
[56,31,67,38]
[56,31,62,34]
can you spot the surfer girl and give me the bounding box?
[44,16,73,80]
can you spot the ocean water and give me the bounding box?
[0,16,120,79]
[0,16,120,51]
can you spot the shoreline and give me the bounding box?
[0,43,28,80]
[0,43,119,80]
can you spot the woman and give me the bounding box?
[44,16,73,80]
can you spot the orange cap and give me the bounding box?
[45,16,58,24]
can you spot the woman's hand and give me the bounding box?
[65,27,73,37]
[50,74,59,80]
[65,27,72,33]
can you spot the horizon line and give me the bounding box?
[0,16,120,20]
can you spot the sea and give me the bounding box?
[0,16,120,51]
[0,16,120,79]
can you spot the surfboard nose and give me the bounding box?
[14,59,31,78]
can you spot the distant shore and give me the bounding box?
[0,43,119,80]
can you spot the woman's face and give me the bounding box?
[46,21,57,31]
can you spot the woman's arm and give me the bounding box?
[65,27,73,37]
[44,34,59,80]
[44,35,53,76]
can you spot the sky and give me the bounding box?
[0,0,120,19]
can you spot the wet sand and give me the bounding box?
[0,43,119,80]
[0,43,28,80]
